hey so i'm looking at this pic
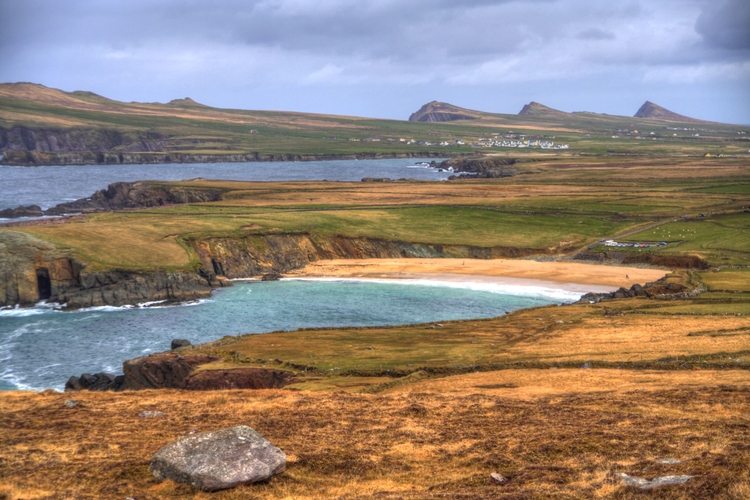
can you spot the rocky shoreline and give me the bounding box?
[434,157,520,178]
[66,350,297,393]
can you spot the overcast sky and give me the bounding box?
[1,0,748,123]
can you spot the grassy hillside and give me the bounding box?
[1,83,748,160]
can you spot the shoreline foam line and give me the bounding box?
[281,277,588,303]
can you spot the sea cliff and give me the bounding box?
[0,228,550,309]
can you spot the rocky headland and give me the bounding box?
[435,157,520,178]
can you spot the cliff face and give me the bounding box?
[191,232,547,280]
[0,126,170,154]
[0,148,453,166]
[0,231,214,308]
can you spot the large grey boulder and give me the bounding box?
[150,426,286,491]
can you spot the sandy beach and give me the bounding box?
[286,258,667,293]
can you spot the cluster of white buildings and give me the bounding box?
[346,135,571,149]
[473,139,569,149]
[603,240,667,248]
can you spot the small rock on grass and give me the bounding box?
[614,472,692,489]
[63,399,79,408]
[490,472,509,485]
[150,425,286,491]
[139,411,165,418]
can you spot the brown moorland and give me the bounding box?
[2,380,749,500]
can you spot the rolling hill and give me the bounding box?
[0,82,746,165]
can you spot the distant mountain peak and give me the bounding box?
[167,97,207,107]
[634,101,708,123]
[408,101,478,122]
[518,102,567,116]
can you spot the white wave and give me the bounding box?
[68,298,211,313]
[282,277,583,302]
[136,300,167,308]
[0,306,48,317]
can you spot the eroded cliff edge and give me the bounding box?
[0,231,215,308]
[0,229,549,308]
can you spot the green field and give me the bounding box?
[619,213,750,265]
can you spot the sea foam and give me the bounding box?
[282,277,583,303]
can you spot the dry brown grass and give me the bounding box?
[386,368,750,401]
[1,381,749,499]
[196,298,750,378]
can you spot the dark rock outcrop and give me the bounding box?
[121,352,296,391]
[361,177,392,182]
[185,368,296,390]
[438,157,518,178]
[65,372,125,392]
[44,181,226,215]
[150,426,286,491]
[0,205,44,219]
[261,272,283,281]
[171,339,192,350]
[579,279,690,304]
[122,353,219,390]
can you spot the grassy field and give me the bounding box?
[608,213,750,266]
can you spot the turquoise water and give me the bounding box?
[0,279,569,391]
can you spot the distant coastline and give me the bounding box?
[0,150,470,167]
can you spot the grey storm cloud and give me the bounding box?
[0,0,748,123]
[695,0,750,50]
[0,1,744,67]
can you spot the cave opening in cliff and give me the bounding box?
[211,258,225,277]
[36,268,52,300]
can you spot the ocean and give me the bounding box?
[0,158,448,212]
[0,279,576,391]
